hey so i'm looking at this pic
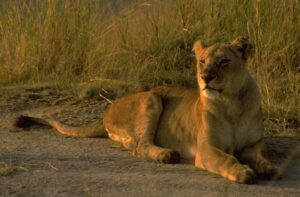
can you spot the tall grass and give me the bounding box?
[0,0,299,134]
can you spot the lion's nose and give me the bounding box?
[201,73,216,83]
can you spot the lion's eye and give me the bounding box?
[219,59,231,65]
[219,58,231,69]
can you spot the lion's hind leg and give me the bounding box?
[104,91,180,164]
[133,92,180,164]
[136,142,180,164]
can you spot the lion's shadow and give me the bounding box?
[263,136,300,188]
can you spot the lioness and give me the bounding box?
[15,37,281,184]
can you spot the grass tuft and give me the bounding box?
[0,166,15,176]
[0,164,27,176]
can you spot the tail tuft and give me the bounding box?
[14,115,37,128]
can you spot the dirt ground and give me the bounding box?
[0,87,299,197]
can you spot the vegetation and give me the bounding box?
[0,0,299,135]
[0,164,27,176]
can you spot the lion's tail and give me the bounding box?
[14,115,107,138]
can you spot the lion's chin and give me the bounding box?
[202,89,220,100]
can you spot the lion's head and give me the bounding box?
[193,37,253,99]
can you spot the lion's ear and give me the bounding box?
[193,40,204,56]
[230,37,253,60]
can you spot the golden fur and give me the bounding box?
[15,37,281,184]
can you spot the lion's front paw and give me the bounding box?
[229,165,257,184]
[156,149,180,164]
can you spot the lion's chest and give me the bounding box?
[224,99,262,151]
[230,117,252,150]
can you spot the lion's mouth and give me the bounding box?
[203,86,223,93]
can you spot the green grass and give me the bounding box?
[0,0,299,135]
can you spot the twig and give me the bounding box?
[46,162,58,171]
[17,166,28,172]
[101,88,110,94]
[99,92,113,104]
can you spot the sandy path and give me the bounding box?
[0,88,299,196]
